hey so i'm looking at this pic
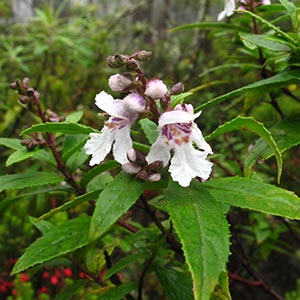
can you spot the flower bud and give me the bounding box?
[122,162,141,174]
[170,82,184,95]
[145,79,168,99]
[108,73,132,92]
[127,148,137,162]
[131,50,152,62]
[123,93,146,113]
[125,59,139,71]
[148,173,161,182]
[107,54,128,68]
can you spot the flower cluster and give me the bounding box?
[84,51,213,187]
[218,0,271,21]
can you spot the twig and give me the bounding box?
[104,251,135,300]
[137,255,155,300]
[139,195,183,254]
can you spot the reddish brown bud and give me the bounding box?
[170,82,184,95]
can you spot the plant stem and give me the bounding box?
[139,195,183,255]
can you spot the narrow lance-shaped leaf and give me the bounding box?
[203,177,300,219]
[11,217,91,275]
[246,113,300,163]
[0,172,63,193]
[164,181,230,300]
[196,69,300,111]
[89,172,145,241]
[20,122,97,136]
[237,9,298,49]
[206,116,282,182]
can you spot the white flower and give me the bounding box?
[218,0,236,21]
[145,79,168,99]
[84,91,138,166]
[146,104,213,187]
[108,73,132,92]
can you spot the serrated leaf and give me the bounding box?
[139,118,158,144]
[11,217,91,274]
[20,122,97,136]
[246,113,300,163]
[29,217,55,234]
[237,9,298,49]
[164,181,230,300]
[196,69,300,111]
[89,172,145,241]
[203,177,300,219]
[0,172,63,192]
[206,116,282,182]
[156,267,193,300]
[240,33,290,51]
[98,282,136,300]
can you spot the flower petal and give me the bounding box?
[191,124,213,155]
[169,143,213,187]
[159,110,194,127]
[112,125,133,164]
[95,91,128,119]
[146,134,171,167]
[84,128,115,166]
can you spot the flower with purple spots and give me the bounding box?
[146,104,213,187]
[84,91,138,166]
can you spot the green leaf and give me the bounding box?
[62,134,88,162]
[20,122,97,135]
[170,92,193,107]
[11,217,91,274]
[246,113,300,163]
[0,138,23,150]
[65,111,84,123]
[98,282,136,300]
[164,181,230,300]
[29,217,55,234]
[139,118,158,144]
[170,22,247,33]
[196,69,300,111]
[89,172,145,241]
[239,33,290,51]
[203,177,300,219]
[104,252,150,281]
[156,267,194,300]
[37,190,102,221]
[0,172,63,192]
[278,0,300,32]
[80,160,119,188]
[206,116,282,182]
[210,271,231,300]
[6,148,42,167]
[237,9,298,49]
